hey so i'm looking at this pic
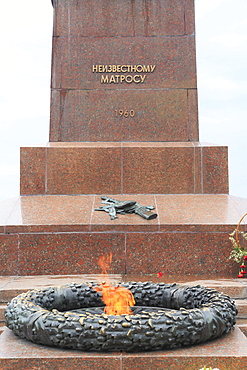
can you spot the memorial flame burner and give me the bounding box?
[5,282,237,352]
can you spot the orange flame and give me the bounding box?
[94,283,135,315]
[95,253,135,315]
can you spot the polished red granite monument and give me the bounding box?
[1,1,247,366]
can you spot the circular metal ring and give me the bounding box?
[5,282,237,351]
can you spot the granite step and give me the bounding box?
[234,299,247,318]
[1,275,247,301]
[20,143,228,195]
[237,319,247,337]
[1,194,247,278]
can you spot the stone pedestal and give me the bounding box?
[20,142,228,195]
[11,0,235,278]
[0,0,242,277]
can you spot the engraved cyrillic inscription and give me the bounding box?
[92,64,156,73]
[92,64,156,84]
[101,75,146,84]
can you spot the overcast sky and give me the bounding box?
[0,0,246,201]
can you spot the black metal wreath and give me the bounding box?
[5,282,237,352]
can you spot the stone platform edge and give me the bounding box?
[0,194,246,276]
[1,193,246,233]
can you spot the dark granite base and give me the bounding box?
[0,327,247,370]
